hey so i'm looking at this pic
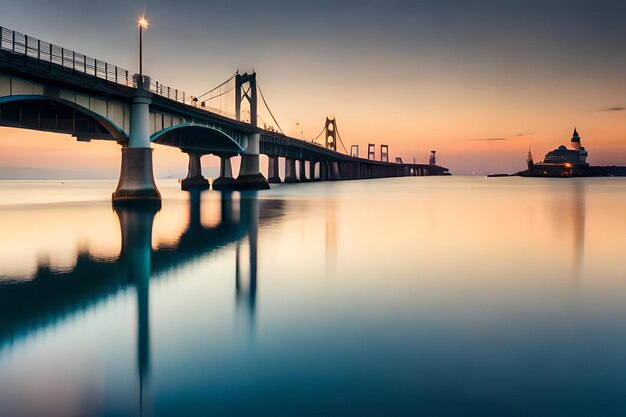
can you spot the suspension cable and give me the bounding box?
[257,81,285,134]
[334,122,349,155]
[196,72,237,100]
[201,85,235,101]
[311,126,325,144]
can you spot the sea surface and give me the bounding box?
[1,177,626,417]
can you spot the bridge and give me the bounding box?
[0,26,449,205]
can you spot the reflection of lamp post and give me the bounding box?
[137,16,149,79]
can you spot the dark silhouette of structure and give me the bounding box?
[0,25,450,203]
[519,128,626,177]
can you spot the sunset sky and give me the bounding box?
[2,0,626,176]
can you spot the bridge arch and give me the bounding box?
[0,95,129,142]
[150,123,244,154]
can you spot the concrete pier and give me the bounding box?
[284,158,298,183]
[181,151,209,191]
[330,161,341,180]
[212,154,236,190]
[112,84,161,206]
[268,156,281,183]
[309,160,317,181]
[299,160,309,182]
[234,133,270,190]
[320,161,329,181]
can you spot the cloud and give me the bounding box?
[599,106,626,112]
[466,137,508,141]
[466,132,534,141]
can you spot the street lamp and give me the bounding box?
[137,16,149,79]
[296,121,303,140]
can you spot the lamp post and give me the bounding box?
[296,122,303,140]
[137,16,149,80]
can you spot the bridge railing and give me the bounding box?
[0,26,134,87]
[146,78,235,118]
[1,26,236,121]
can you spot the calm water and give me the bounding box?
[1,177,626,416]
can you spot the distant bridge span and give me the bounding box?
[0,26,449,204]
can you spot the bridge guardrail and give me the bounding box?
[0,26,218,113]
[0,26,325,147]
[1,26,134,88]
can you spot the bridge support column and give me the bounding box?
[320,161,328,181]
[268,156,281,183]
[299,160,309,182]
[181,151,209,191]
[113,86,161,206]
[212,154,236,190]
[284,158,298,183]
[309,161,317,181]
[234,133,270,190]
[330,161,341,180]
[339,162,352,179]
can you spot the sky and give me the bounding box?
[2,0,626,176]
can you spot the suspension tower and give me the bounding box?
[235,72,257,124]
[368,143,376,160]
[325,117,337,151]
[233,72,269,190]
[380,145,389,162]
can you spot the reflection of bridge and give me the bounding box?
[0,26,449,204]
[0,192,279,360]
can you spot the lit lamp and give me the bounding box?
[137,16,149,80]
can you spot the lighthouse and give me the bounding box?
[571,128,581,151]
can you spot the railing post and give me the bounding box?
[61,47,64,67]
[73,51,75,71]
[24,35,28,55]
[105,62,108,81]
[49,43,52,63]
[37,39,40,59]
[12,30,15,52]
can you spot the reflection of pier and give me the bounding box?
[0,192,283,352]
[235,193,261,333]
